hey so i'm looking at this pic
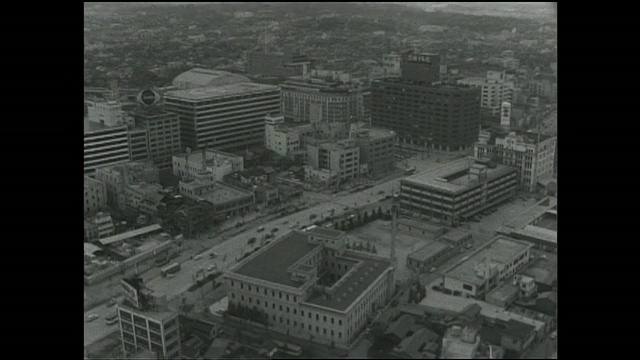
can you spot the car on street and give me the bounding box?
[248,237,257,244]
[429,267,437,273]
[86,314,99,322]
[207,264,217,272]
[209,252,218,259]
[377,190,385,195]
[309,214,318,220]
[257,227,265,232]
[550,331,557,340]
[465,243,474,249]
[194,254,203,260]
[107,298,117,307]
[271,228,279,233]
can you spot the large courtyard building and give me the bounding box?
[223,228,395,348]
[441,236,532,300]
[134,108,181,169]
[371,53,481,152]
[281,75,371,124]
[172,149,244,181]
[474,128,556,192]
[164,83,280,152]
[400,157,518,226]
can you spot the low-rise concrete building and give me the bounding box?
[84,176,107,215]
[442,236,532,300]
[172,149,244,181]
[400,157,518,226]
[95,161,160,210]
[407,241,454,273]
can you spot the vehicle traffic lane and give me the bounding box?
[84,299,121,347]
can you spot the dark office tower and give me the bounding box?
[371,53,481,152]
[164,83,281,152]
[134,108,181,169]
[400,53,441,84]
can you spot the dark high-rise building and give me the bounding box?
[134,108,181,169]
[371,53,481,152]
[247,51,311,78]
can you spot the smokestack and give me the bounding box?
[391,207,397,262]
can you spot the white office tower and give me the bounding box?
[500,102,511,128]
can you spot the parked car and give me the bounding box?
[257,227,265,232]
[194,254,203,261]
[207,264,217,272]
[86,314,99,322]
[429,267,437,273]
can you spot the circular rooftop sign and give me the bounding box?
[137,89,160,106]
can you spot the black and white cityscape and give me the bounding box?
[84,3,557,359]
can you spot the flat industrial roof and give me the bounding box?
[200,182,253,204]
[408,241,451,262]
[444,236,531,285]
[402,157,517,194]
[398,218,445,233]
[174,149,242,162]
[305,227,344,238]
[232,231,320,288]
[304,252,391,312]
[511,226,557,244]
[84,118,127,134]
[164,82,279,101]
[99,224,163,246]
[441,229,473,243]
[486,284,519,303]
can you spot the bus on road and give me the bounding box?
[105,313,118,325]
[161,262,181,277]
[273,340,302,356]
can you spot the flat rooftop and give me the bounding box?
[84,118,127,134]
[511,226,557,244]
[486,283,519,303]
[441,229,473,243]
[99,224,163,246]
[174,149,241,162]
[164,82,279,101]
[403,157,517,194]
[444,236,531,286]
[504,197,558,230]
[305,252,391,312]
[305,227,344,238]
[200,182,253,204]
[408,241,451,262]
[398,218,445,233]
[232,231,320,288]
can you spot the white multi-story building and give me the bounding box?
[474,129,556,192]
[116,279,181,359]
[172,149,243,181]
[86,100,125,127]
[84,176,107,215]
[164,83,280,152]
[265,114,304,157]
[85,211,116,239]
[305,139,360,188]
[95,161,160,210]
[382,53,402,77]
[458,70,514,116]
[84,118,130,176]
[224,228,395,349]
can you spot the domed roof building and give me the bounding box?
[172,68,250,89]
